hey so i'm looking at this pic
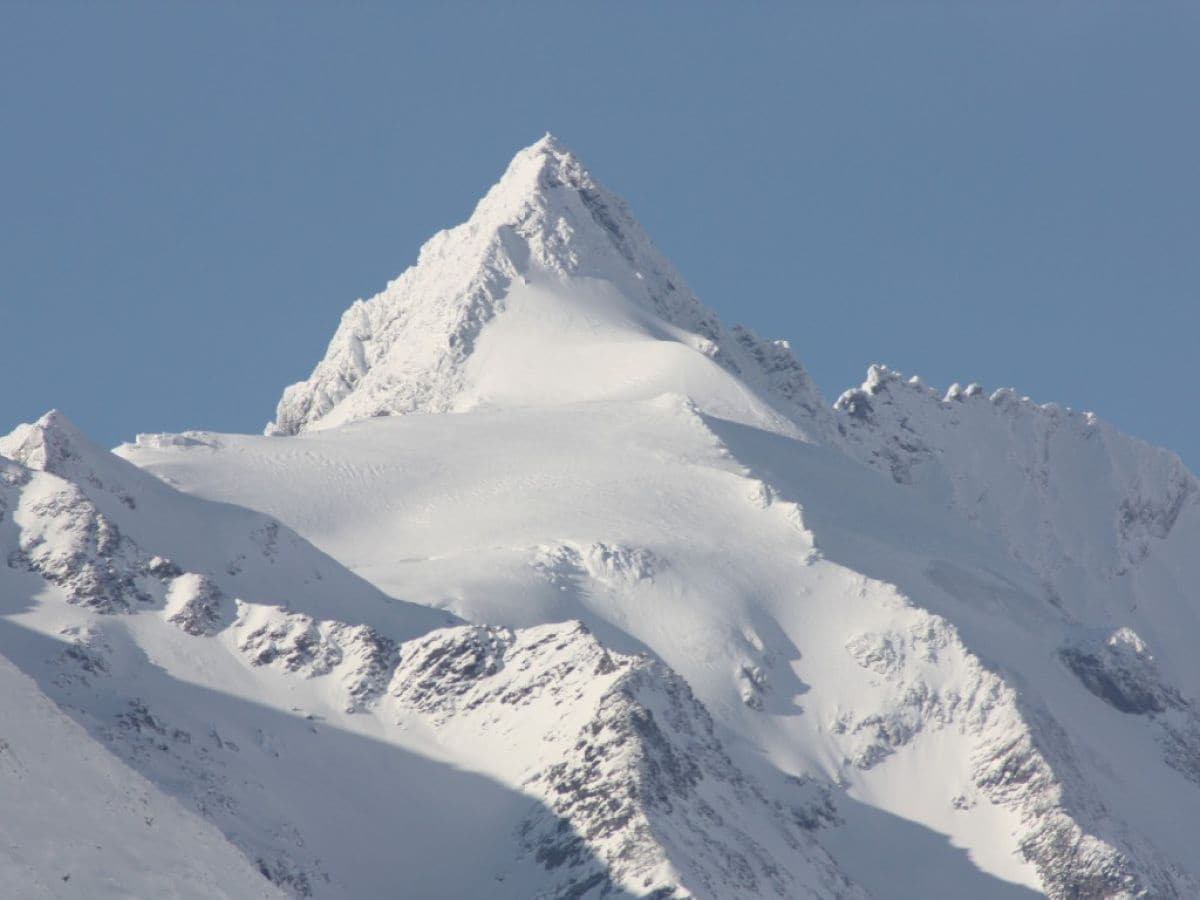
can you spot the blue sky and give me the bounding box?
[2,3,1198,467]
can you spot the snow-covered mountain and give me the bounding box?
[266,135,834,444]
[4,137,1198,899]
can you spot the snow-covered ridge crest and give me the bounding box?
[267,135,831,440]
[0,409,84,472]
[833,362,1200,681]
[834,363,1197,568]
[0,409,448,638]
[387,620,864,899]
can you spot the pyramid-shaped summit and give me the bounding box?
[268,135,834,441]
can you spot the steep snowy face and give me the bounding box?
[268,135,832,441]
[833,365,1200,631]
[834,366,1200,734]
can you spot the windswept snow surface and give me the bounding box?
[7,136,1200,898]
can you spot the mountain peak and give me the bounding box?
[530,130,565,151]
[0,409,94,474]
[439,132,609,266]
[267,138,834,441]
[498,132,580,188]
[474,134,606,234]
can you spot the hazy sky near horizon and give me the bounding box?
[3,3,1198,466]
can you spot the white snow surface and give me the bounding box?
[5,137,1200,899]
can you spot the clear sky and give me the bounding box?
[3,3,1198,468]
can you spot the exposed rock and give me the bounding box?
[10,482,147,612]
[1059,628,1184,716]
[234,602,399,711]
[392,622,862,899]
[165,573,227,637]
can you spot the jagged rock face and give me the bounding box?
[267,136,832,442]
[234,602,400,712]
[166,573,226,636]
[7,479,145,612]
[389,622,863,900]
[1057,626,1200,801]
[839,613,1165,899]
[1059,628,1183,717]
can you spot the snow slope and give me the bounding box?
[123,394,1200,898]
[0,650,284,900]
[2,411,859,899]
